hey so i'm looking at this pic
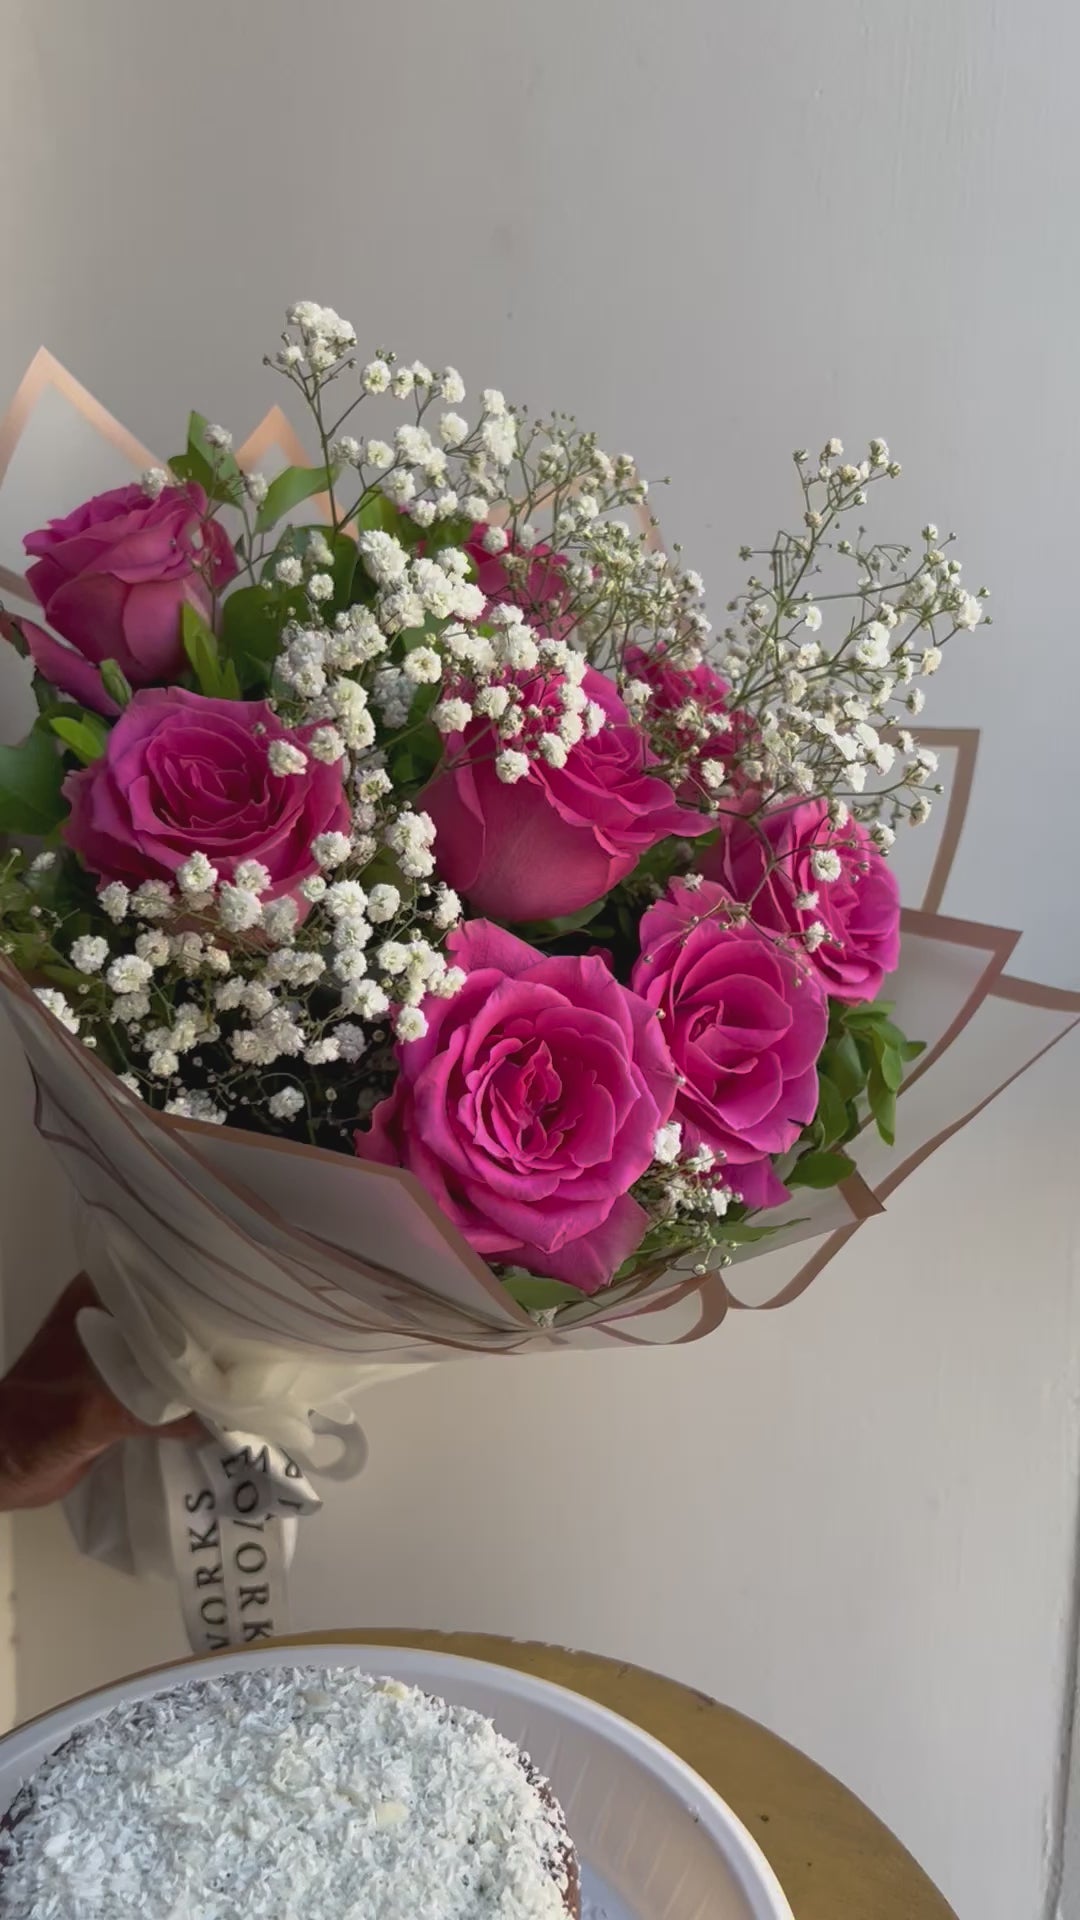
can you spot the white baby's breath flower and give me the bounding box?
[308,571,334,603]
[275,556,303,587]
[803,920,828,952]
[218,884,263,933]
[439,367,466,403]
[204,424,232,450]
[653,1122,683,1165]
[439,411,469,448]
[134,930,170,969]
[395,1006,429,1042]
[232,860,271,895]
[364,438,393,470]
[331,1022,368,1062]
[481,414,517,468]
[344,980,391,1020]
[700,759,726,791]
[263,899,300,943]
[362,359,391,393]
[955,590,983,630]
[268,1086,305,1120]
[802,605,823,632]
[402,646,442,685]
[141,467,168,499]
[308,725,345,765]
[358,528,408,585]
[433,697,473,736]
[811,847,843,882]
[377,940,410,977]
[34,987,79,1034]
[464,494,489,522]
[366,883,401,923]
[70,935,108,975]
[313,832,352,870]
[268,739,308,777]
[920,646,943,675]
[106,954,153,994]
[148,1048,179,1079]
[538,733,569,768]
[431,885,461,930]
[496,749,530,784]
[177,852,218,895]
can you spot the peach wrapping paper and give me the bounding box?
[2,353,1078,1642]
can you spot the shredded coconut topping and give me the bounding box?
[0,1666,575,1919]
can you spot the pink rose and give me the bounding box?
[632,878,828,1211]
[356,919,677,1292]
[466,524,570,636]
[624,642,756,801]
[63,688,349,901]
[20,483,237,715]
[423,665,711,922]
[709,799,901,1003]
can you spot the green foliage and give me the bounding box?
[0,729,66,832]
[788,1148,856,1189]
[181,605,242,700]
[499,1270,589,1312]
[513,900,611,944]
[801,997,926,1171]
[99,659,133,709]
[219,586,284,692]
[48,713,108,764]
[255,464,335,535]
[169,412,243,507]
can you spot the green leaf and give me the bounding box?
[181,604,224,696]
[867,1068,897,1146]
[0,729,66,832]
[500,1272,587,1311]
[514,900,609,942]
[814,1073,850,1147]
[170,412,243,506]
[788,1149,856,1190]
[720,1220,792,1245]
[99,659,133,709]
[255,464,333,534]
[220,584,284,690]
[355,491,407,537]
[823,1030,865,1100]
[878,1045,904,1092]
[49,715,107,764]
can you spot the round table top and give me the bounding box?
[285,1629,956,1920]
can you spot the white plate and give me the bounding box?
[0,1645,792,1920]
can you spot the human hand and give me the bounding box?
[0,1277,200,1511]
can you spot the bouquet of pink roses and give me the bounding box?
[0,304,980,1309]
[2,304,1068,1644]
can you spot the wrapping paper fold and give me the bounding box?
[2,351,1079,1639]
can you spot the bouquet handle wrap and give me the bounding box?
[67,1206,373,1650]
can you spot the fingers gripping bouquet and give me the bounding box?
[0,305,1008,1635]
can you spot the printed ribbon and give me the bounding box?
[65,1209,372,1650]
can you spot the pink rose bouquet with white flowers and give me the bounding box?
[0,304,989,1317]
[8,306,1075,1646]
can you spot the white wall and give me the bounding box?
[3,4,1080,1915]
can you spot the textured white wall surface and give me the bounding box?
[2,4,1080,1915]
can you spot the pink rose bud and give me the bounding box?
[19,483,237,714]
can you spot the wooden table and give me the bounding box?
[286,1629,956,1919]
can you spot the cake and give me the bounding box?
[0,1665,580,1918]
